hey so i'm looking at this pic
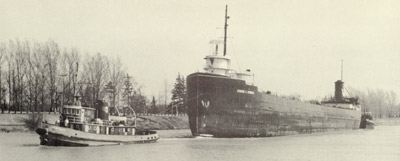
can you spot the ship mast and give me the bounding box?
[203,5,231,76]
[341,59,343,81]
[223,5,229,56]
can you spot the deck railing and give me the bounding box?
[136,113,187,117]
[66,116,81,123]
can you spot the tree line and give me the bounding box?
[147,73,187,115]
[348,87,399,119]
[0,39,143,114]
[0,39,188,115]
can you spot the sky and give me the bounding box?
[1,0,400,101]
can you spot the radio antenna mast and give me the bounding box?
[223,5,229,56]
[341,59,343,81]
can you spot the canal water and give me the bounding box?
[1,126,399,161]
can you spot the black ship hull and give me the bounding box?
[187,73,361,137]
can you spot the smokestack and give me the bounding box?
[335,80,344,102]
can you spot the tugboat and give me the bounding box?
[36,97,159,146]
[360,112,375,129]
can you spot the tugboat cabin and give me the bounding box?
[60,104,136,135]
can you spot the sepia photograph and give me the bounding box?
[0,0,399,161]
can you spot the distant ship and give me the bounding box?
[186,5,362,137]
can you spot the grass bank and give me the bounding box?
[0,113,59,132]
[374,117,400,126]
[0,113,189,132]
[136,115,189,130]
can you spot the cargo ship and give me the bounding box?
[186,5,362,137]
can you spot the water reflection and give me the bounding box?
[1,126,399,161]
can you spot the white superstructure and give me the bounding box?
[203,40,253,84]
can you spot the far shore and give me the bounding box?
[373,117,400,126]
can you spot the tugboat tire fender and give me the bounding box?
[36,128,47,135]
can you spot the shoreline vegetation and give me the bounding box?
[0,39,188,119]
[0,113,189,133]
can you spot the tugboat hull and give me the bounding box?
[37,124,159,146]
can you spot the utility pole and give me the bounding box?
[124,74,133,106]
[60,74,67,113]
[73,62,78,103]
[164,80,168,114]
[123,74,133,115]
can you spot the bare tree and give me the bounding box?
[15,40,29,114]
[82,53,109,107]
[43,40,60,113]
[108,56,125,107]
[26,41,49,112]
[0,43,6,113]
[60,47,80,104]
[25,41,34,113]
[163,79,169,114]
[5,46,13,113]
[0,39,141,115]
[31,41,49,112]
[348,87,399,119]
[386,91,397,117]
[6,39,27,113]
